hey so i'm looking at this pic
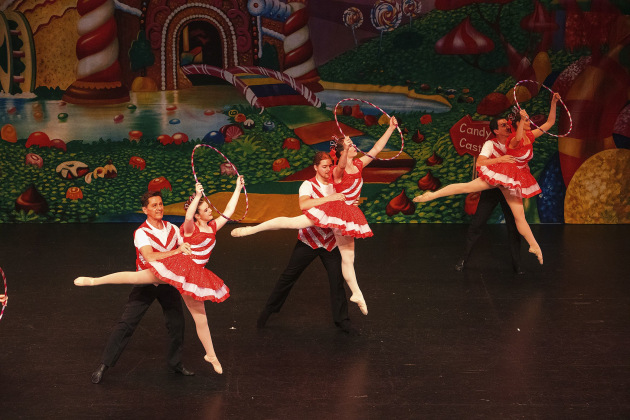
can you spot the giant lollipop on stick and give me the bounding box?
[402,0,422,29]
[343,7,364,48]
[370,0,402,56]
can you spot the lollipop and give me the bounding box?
[343,7,364,47]
[402,0,422,28]
[370,0,402,33]
[370,0,402,55]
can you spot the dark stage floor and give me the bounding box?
[0,223,628,419]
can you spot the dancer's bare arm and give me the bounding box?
[182,183,204,237]
[533,93,560,138]
[216,176,244,231]
[477,154,515,167]
[139,242,191,262]
[360,116,397,167]
[299,193,345,211]
[332,137,352,181]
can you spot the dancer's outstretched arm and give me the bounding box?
[332,137,351,182]
[182,183,205,237]
[360,116,397,167]
[532,92,559,138]
[215,175,244,231]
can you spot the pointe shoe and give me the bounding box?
[231,227,251,237]
[204,355,223,374]
[74,277,95,286]
[412,192,433,203]
[529,247,543,265]
[350,295,368,316]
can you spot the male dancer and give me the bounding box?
[91,190,194,384]
[455,117,523,274]
[256,152,357,335]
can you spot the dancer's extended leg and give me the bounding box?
[231,214,314,237]
[74,270,162,286]
[501,189,543,265]
[414,178,492,203]
[335,233,367,315]
[182,295,222,374]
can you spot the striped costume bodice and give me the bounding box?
[134,221,179,271]
[181,221,217,266]
[334,159,364,205]
[298,177,337,251]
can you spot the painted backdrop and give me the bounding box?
[0,0,628,224]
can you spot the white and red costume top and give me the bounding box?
[477,131,542,198]
[135,220,229,302]
[304,159,373,239]
[134,220,182,271]
[297,177,337,252]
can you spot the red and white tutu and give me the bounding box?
[305,159,373,239]
[478,132,541,199]
[305,202,373,238]
[148,253,229,302]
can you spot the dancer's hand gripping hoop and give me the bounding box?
[512,80,573,137]
[334,98,405,160]
[191,144,249,222]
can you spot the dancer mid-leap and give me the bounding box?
[75,178,244,375]
[414,93,562,265]
[232,116,399,315]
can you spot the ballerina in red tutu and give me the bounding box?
[75,178,244,374]
[231,116,399,316]
[413,93,562,265]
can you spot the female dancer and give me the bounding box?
[232,116,399,315]
[413,93,561,265]
[75,177,244,374]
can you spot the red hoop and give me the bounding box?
[513,79,573,138]
[191,144,249,222]
[333,98,405,160]
[0,267,7,322]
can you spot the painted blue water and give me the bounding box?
[316,89,451,114]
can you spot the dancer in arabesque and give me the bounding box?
[75,177,244,374]
[414,93,562,265]
[232,116,399,315]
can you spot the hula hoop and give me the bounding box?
[191,144,249,222]
[0,267,6,322]
[513,79,573,137]
[333,98,405,160]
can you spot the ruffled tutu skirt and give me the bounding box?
[478,163,541,199]
[147,254,229,302]
[305,202,373,238]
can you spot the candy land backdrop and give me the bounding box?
[0,0,628,224]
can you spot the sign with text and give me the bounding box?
[450,115,493,157]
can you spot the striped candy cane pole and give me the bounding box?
[62,0,129,104]
[283,2,322,92]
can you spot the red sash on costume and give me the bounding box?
[298,177,337,251]
[134,221,178,271]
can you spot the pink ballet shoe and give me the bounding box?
[350,295,368,316]
[412,192,433,203]
[529,247,543,265]
[231,227,251,237]
[204,355,223,374]
[74,277,95,286]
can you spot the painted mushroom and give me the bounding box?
[66,186,84,200]
[148,176,172,192]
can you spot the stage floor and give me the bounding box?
[0,223,628,419]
